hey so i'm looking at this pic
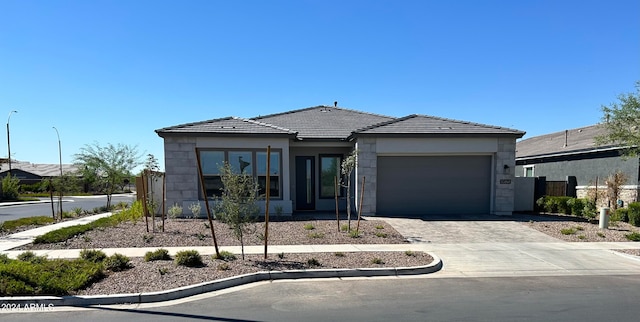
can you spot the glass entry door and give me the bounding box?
[295,156,315,210]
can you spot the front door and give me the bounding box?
[295,156,315,210]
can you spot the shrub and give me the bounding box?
[628,202,640,227]
[217,263,231,271]
[371,257,384,264]
[612,208,629,223]
[2,174,20,200]
[17,251,47,264]
[80,249,107,263]
[308,232,325,238]
[375,225,384,229]
[567,198,585,217]
[625,232,640,241]
[188,202,201,219]
[334,252,345,257]
[555,197,572,215]
[0,258,104,296]
[144,248,172,262]
[375,232,388,238]
[0,216,55,232]
[340,224,349,232]
[405,250,416,257]
[306,258,321,267]
[0,253,10,264]
[583,200,598,219]
[560,228,576,235]
[168,203,183,219]
[175,250,204,267]
[349,230,361,238]
[104,254,132,272]
[212,250,236,261]
[303,223,315,230]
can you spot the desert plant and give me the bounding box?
[217,263,231,271]
[158,267,170,275]
[144,248,171,261]
[17,251,47,264]
[597,232,606,238]
[215,162,260,260]
[175,250,204,267]
[306,258,321,267]
[375,224,384,230]
[371,257,384,264]
[405,250,416,257]
[80,249,107,263]
[188,202,201,219]
[303,223,315,230]
[104,253,132,272]
[375,232,388,238]
[168,203,183,219]
[212,250,236,261]
[340,224,349,232]
[560,228,576,235]
[334,252,345,257]
[277,252,285,259]
[308,232,325,238]
[349,230,361,238]
[625,232,640,241]
[577,235,586,240]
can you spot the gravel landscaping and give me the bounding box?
[522,214,640,256]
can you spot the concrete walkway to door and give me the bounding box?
[373,214,640,278]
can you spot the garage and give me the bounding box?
[376,155,492,215]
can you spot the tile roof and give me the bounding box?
[156,106,524,140]
[252,106,394,139]
[516,124,617,159]
[156,117,297,136]
[354,114,525,136]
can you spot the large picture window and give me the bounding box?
[199,149,281,199]
[320,154,342,198]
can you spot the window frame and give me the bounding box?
[319,154,343,199]
[523,165,535,177]
[197,148,282,200]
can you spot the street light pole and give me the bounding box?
[53,126,63,218]
[7,110,17,176]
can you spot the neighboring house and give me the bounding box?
[0,161,79,185]
[156,105,524,216]
[515,124,640,204]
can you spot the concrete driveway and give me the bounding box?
[373,214,640,278]
[375,214,561,243]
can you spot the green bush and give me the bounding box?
[144,248,172,262]
[103,253,131,272]
[628,202,640,227]
[583,200,598,219]
[80,249,107,263]
[612,208,629,223]
[17,251,47,264]
[175,250,203,267]
[2,174,20,200]
[555,197,572,215]
[626,232,640,241]
[567,198,586,217]
[0,216,55,232]
[212,250,236,261]
[535,196,549,212]
[0,258,104,296]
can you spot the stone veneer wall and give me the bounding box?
[493,138,517,215]
[163,136,199,210]
[576,185,640,208]
[355,138,377,216]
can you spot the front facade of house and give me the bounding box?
[156,106,524,216]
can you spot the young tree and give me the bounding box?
[605,171,627,210]
[142,154,161,232]
[596,81,640,154]
[215,162,260,260]
[341,149,358,231]
[74,142,142,209]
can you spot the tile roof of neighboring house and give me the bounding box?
[516,124,617,159]
[155,117,298,136]
[353,114,525,137]
[0,161,79,177]
[156,106,524,140]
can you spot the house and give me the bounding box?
[515,124,640,204]
[156,105,524,216]
[0,161,79,185]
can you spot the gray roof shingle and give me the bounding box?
[516,124,616,159]
[252,106,394,139]
[354,114,525,136]
[156,117,297,136]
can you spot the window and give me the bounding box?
[320,155,342,198]
[198,149,281,199]
[524,166,534,177]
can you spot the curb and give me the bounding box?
[0,254,442,307]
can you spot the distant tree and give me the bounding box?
[215,162,260,260]
[596,81,640,154]
[74,142,142,209]
[1,174,20,200]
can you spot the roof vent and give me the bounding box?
[563,130,568,148]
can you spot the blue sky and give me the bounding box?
[1,0,638,171]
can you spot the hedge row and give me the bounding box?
[535,196,597,218]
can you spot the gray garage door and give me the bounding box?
[377,155,492,215]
